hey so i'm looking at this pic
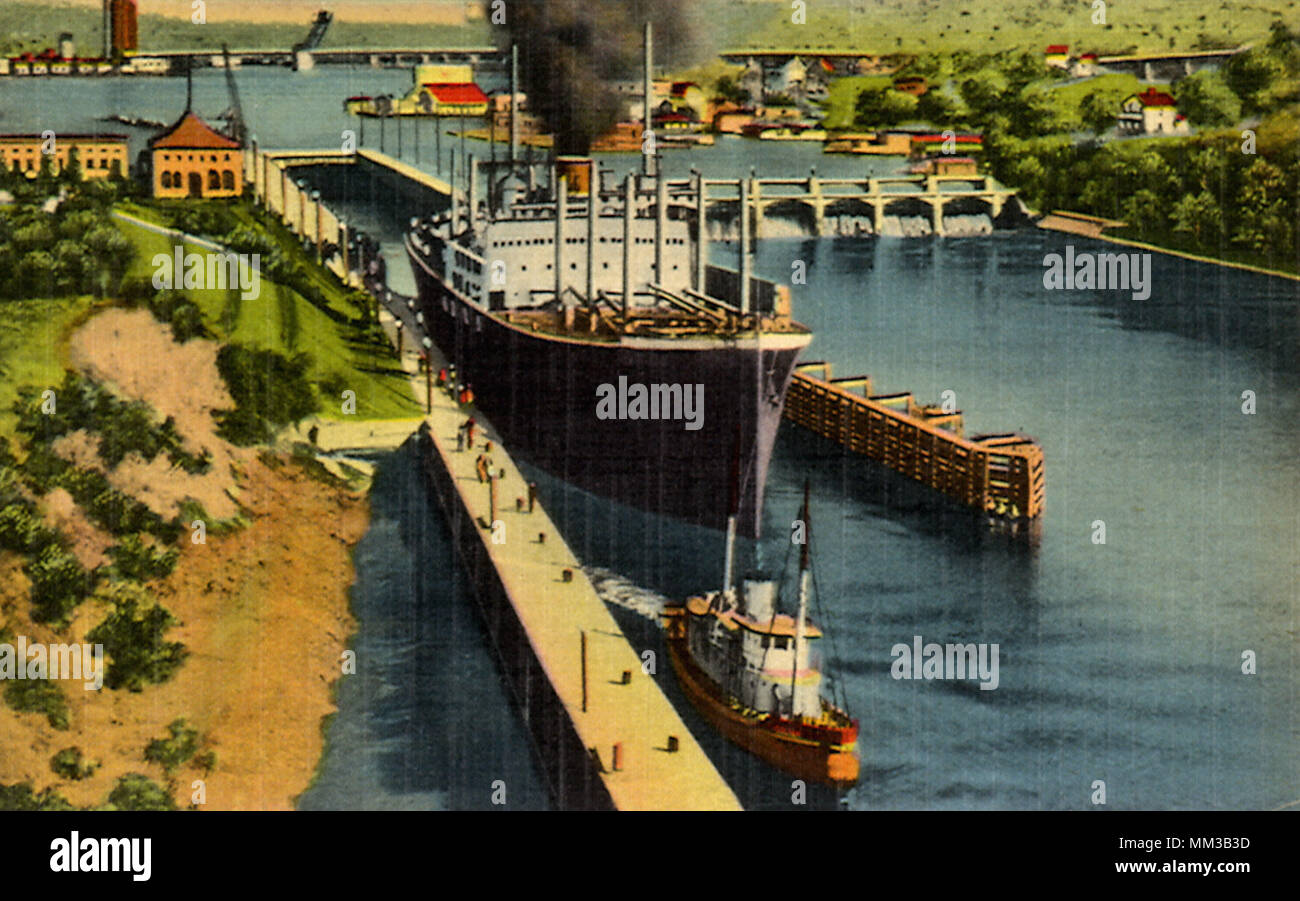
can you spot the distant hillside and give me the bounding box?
[0,2,491,56]
[717,0,1300,56]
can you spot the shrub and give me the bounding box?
[107,534,179,581]
[86,583,188,691]
[214,344,319,445]
[51,747,98,780]
[106,773,175,811]
[144,718,201,772]
[0,781,75,811]
[25,544,94,624]
[3,678,70,729]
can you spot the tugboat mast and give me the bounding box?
[791,482,811,716]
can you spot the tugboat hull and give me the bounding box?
[666,628,860,788]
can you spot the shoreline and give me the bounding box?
[1037,216,1300,282]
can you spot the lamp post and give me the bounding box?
[422,337,433,414]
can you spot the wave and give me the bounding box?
[584,566,671,623]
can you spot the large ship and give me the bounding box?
[663,484,859,787]
[404,36,812,533]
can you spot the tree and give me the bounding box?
[854,86,918,127]
[1171,190,1224,246]
[714,75,750,105]
[915,87,958,125]
[959,69,1010,118]
[1175,70,1241,126]
[1234,158,1293,256]
[1079,85,1131,134]
[1223,48,1285,113]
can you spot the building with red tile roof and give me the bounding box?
[148,111,244,198]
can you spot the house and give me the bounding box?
[670,82,707,119]
[653,111,694,132]
[769,56,807,95]
[1070,52,1098,78]
[909,133,984,157]
[912,155,978,176]
[149,110,243,198]
[418,82,490,116]
[893,76,929,97]
[1044,45,1070,69]
[1117,88,1189,135]
[0,133,128,178]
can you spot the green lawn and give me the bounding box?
[114,208,420,422]
[0,297,96,440]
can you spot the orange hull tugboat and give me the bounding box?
[664,484,859,788]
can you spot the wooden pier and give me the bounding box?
[785,362,1045,523]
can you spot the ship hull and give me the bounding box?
[407,237,810,535]
[666,632,859,788]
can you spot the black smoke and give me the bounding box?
[489,0,695,154]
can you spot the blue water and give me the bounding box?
[8,67,1295,810]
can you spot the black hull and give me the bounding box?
[407,239,809,536]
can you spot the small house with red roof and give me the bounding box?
[149,109,243,198]
[1044,45,1070,69]
[1070,52,1099,77]
[418,82,489,116]
[1117,87,1189,135]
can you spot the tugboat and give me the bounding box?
[663,482,859,787]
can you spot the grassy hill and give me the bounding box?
[718,0,1299,56]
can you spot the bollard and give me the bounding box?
[667,735,679,753]
[562,569,573,583]
[612,742,624,772]
[621,670,631,685]
[538,532,545,544]
[516,497,524,512]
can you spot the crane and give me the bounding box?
[219,44,247,146]
[293,11,334,53]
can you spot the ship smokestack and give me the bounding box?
[556,156,591,197]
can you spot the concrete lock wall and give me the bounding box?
[414,430,616,811]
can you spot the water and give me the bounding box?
[10,68,1295,810]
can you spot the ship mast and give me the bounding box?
[721,429,740,602]
[790,481,811,718]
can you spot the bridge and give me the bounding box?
[143,46,503,70]
[1094,46,1248,80]
[690,172,1017,237]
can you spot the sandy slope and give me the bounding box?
[0,309,367,810]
